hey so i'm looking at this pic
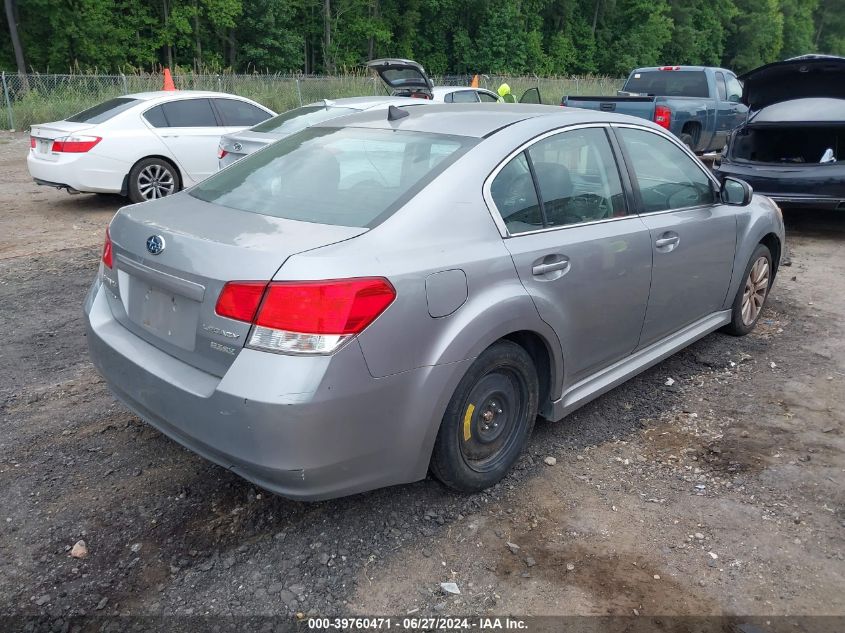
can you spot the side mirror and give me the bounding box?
[721,176,753,206]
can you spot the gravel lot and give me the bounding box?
[1,131,843,629]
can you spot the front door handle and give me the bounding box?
[532,258,570,276]
[655,236,679,248]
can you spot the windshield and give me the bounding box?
[66,98,140,123]
[251,105,358,134]
[623,71,709,98]
[190,126,475,228]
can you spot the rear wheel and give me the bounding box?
[430,341,539,492]
[128,157,180,203]
[723,244,772,336]
[679,132,695,151]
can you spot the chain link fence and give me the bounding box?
[0,71,624,131]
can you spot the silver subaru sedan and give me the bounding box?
[85,104,785,500]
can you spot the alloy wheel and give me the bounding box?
[741,256,770,326]
[137,164,176,200]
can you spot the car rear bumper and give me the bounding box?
[27,150,128,194]
[714,160,845,210]
[84,279,465,500]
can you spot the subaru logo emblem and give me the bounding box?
[146,235,165,255]
[232,142,242,152]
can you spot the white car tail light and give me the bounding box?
[215,278,396,354]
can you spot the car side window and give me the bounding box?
[617,127,715,213]
[527,127,626,226]
[213,99,271,126]
[490,152,543,234]
[143,105,168,128]
[160,99,218,127]
[478,91,498,103]
[715,72,728,101]
[726,75,743,103]
[448,90,480,103]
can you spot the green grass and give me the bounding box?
[0,73,624,130]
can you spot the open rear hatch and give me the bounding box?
[104,194,366,377]
[367,58,434,98]
[739,56,845,111]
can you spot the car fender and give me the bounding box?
[722,194,785,310]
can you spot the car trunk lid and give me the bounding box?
[29,121,96,160]
[367,58,433,97]
[739,56,845,111]
[104,194,367,377]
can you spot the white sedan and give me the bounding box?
[28,91,275,203]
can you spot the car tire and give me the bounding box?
[680,133,695,151]
[128,157,181,204]
[723,243,773,336]
[430,340,539,493]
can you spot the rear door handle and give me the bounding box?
[655,236,679,248]
[532,259,570,276]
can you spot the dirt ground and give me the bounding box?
[1,130,843,629]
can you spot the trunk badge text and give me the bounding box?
[210,341,236,355]
[202,323,240,339]
[146,235,165,255]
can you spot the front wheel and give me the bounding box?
[128,157,181,203]
[430,341,539,492]
[723,244,772,336]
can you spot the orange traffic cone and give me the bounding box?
[470,74,479,88]
[162,68,176,91]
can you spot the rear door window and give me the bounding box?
[446,90,480,103]
[66,98,139,124]
[142,105,168,128]
[715,72,728,100]
[726,75,743,103]
[490,153,543,234]
[617,127,715,212]
[160,99,219,127]
[213,99,271,126]
[478,91,499,103]
[190,127,475,228]
[527,127,626,226]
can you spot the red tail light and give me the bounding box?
[654,105,671,129]
[659,66,681,71]
[30,136,36,149]
[217,146,228,160]
[215,278,396,354]
[52,135,102,153]
[102,227,113,269]
[215,281,267,322]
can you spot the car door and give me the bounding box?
[488,125,653,386]
[614,125,737,349]
[477,90,499,103]
[152,98,225,184]
[518,87,542,104]
[713,71,734,148]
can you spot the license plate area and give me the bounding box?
[123,275,200,351]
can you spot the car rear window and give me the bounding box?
[251,105,358,134]
[623,71,709,98]
[190,127,475,228]
[66,98,140,124]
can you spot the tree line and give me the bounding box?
[2,0,843,78]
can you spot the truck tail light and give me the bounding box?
[51,135,102,153]
[659,66,681,71]
[654,105,672,129]
[216,278,396,354]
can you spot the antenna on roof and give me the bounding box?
[387,105,409,121]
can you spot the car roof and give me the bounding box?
[125,90,255,102]
[315,102,659,138]
[304,95,429,109]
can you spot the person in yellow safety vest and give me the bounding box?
[497,83,516,103]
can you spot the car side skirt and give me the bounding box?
[550,310,732,421]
